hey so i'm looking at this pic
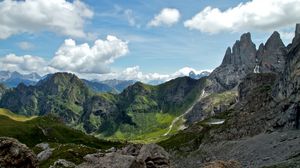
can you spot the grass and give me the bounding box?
[0,111,123,149]
[158,111,230,151]
[95,112,176,143]
[0,108,36,121]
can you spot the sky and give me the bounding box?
[0,0,299,82]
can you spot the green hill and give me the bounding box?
[0,110,122,149]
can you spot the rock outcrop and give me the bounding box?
[50,159,76,168]
[0,137,38,168]
[77,144,170,168]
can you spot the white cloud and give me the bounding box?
[0,35,129,75]
[148,8,181,27]
[184,0,300,34]
[94,66,211,84]
[0,54,56,74]
[17,41,35,50]
[0,0,93,39]
[50,35,128,74]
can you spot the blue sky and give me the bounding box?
[0,0,299,82]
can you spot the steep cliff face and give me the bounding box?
[273,24,300,130]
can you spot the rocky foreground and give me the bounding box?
[0,137,172,168]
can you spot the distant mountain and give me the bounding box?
[0,71,42,88]
[100,79,136,92]
[188,71,210,79]
[82,79,115,93]
[82,79,135,93]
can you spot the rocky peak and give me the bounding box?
[265,31,285,50]
[292,23,300,44]
[256,31,287,73]
[222,32,256,67]
[208,32,257,92]
[221,47,232,65]
[240,32,252,43]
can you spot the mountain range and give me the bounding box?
[0,24,300,167]
[0,71,42,88]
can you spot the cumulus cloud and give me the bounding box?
[148,8,181,27]
[0,54,56,74]
[17,41,35,50]
[50,36,128,74]
[0,35,129,75]
[0,0,93,39]
[184,0,300,34]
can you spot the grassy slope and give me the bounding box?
[0,111,122,149]
[0,108,37,121]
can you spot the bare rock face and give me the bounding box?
[0,137,38,168]
[77,144,170,168]
[274,24,300,130]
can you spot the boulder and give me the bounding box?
[50,159,76,168]
[36,142,53,162]
[136,144,170,168]
[0,137,38,168]
[78,152,138,168]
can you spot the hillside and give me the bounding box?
[0,72,92,122]
[0,109,122,149]
[0,73,206,142]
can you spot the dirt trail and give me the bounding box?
[164,90,206,136]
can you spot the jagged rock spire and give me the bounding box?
[292,23,300,44]
[265,31,285,50]
[224,32,256,67]
[256,31,286,73]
